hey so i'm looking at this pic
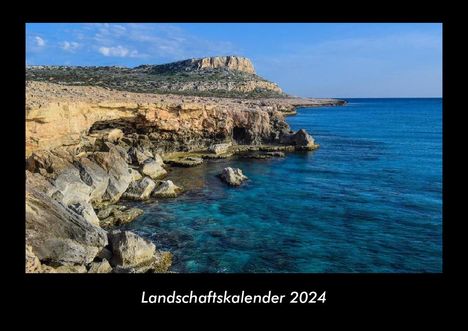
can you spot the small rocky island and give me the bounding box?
[25,56,345,273]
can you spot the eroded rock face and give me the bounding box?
[26,171,108,266]
[219,167,248,186]
[193,56,256,74]
[26,82,326,156]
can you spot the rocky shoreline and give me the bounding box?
[25,80,344,273]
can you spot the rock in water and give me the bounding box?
[108,230,172,273]
[152,180,183,198]
[280,129,317,151]
[218,167,248,186]
[139,158,167,179]
[123,177,156,200]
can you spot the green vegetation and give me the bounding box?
[26,65,286,99]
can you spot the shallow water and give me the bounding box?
[124,98,442,273]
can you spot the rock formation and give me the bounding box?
[25,57,345,273]
[219,167,248,186]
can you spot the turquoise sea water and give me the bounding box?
[125,98,442,273]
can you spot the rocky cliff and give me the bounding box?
[25,58,345,273]
[138,56,256,74]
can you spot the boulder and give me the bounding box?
[218,167,248,186]
[98,206,144,228]
[108,230,155,268]
[91,147,133,202]
[152,180,183,198]
[128,146,152,165]
[123,177,156,200]
[280,129,317,150]
[26,171,108,266]
[129,168,143,181]
[139,158,167,179]
[88,259,112,273]
[208,142,231,155]
[107,129,124,143]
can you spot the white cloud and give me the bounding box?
[98,45,139,57]
[61,41,80,52]
[35,36,45,47]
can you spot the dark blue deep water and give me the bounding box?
[125,98,442,273]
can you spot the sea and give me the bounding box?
[124,98,443,273]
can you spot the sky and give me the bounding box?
[26,23,442,98]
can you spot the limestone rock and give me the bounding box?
[128,146,152,165]
[88,259,112,273]
[209,142,231,155]
[98,206,144,228]
[108,230,156,268]
[280,129,317,151]
[129,168,143,181]
[26,244,42,273]
[107,128,124,143]
[123,177,156,200]
[152,180,183,198]
[91,147,132,202]
[26,171,108,266]
[139,158,167,179]
[218,167,248,186]
[53,265,88,273]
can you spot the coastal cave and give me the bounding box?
[232,126,250,144]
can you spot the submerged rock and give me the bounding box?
[152,180,183,198]
[218,167,248,186]
[123,176,156,200]
[108,230,172,273]
[165,156,203,167]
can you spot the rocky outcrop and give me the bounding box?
[25,59,345,273]
[280,129,318,151]
[26,82,335,156]
[219,167,248,186]
[26,171,108,266]
[193,56,256,74]
[152,180,183,198]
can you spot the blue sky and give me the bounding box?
[26,23,442,98]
